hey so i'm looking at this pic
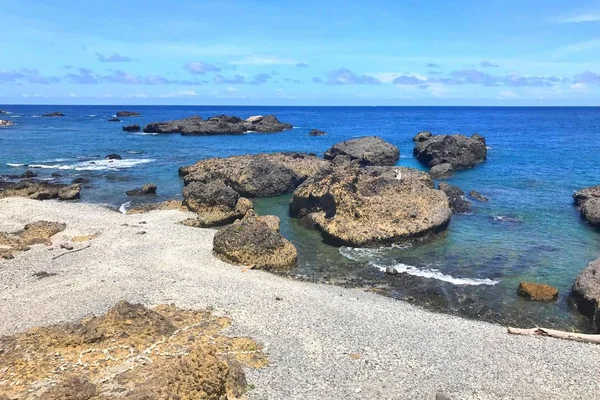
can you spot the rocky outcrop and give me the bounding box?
[438,183,471,213]
[116,111,141,117]
[309,129,327,136]
[0,119,14,127]
[108,117,121,122]
[128,200,187,214]
[469,190,489,202]
[573,186,600,228]
[58,184,81,200]
[123,124,141,132]
[324,136,399,166]
[574,186,600,206]
[572,258,600,332]
[289,164,452,247]
[430,163,453,178]
[105,153,122,160]
[181,181,253,227]
[180,152,330,198]
[41,112,64,117]
[517,282,558,301]
[0,221,66,259]
[213,211,297,270]
[126,183,157,196]
[413,131,432,142]
[143,114,292,135]
[0,181,82,201]
[413,133,487,172]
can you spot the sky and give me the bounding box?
[1,0,600,105]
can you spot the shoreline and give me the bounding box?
[1,197,599,399]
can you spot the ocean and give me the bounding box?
[1,105,599,331]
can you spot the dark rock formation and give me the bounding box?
[213,210,297,270]
[126,183,157,196]
[123,124,141,132]
[572,258,600,332]
[413,131,432,142]
[324,136,399,166]
[116,111,141,117]
[289,164,452,247]
[181,181,252,227]
[438,182,471,213]
[180,152,329,198]
[469,190,489,202]
[72,177,90,184]
[41,112,64,117]
[413,133,487,172]
[309,129,327,136]
[105,154,122,160]
[108,117,121,122]
[143,114,292,135]
[574,186,600,206]
[0,181,81,201]
[429,163,453,179]
[517,282,558,301]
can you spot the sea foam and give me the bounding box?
[26,158,154,171]
[373,263,499,286]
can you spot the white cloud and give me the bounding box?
[571,82,589,92]
[497,90,518,99]
[554,13,600,23]
[157,90,198,98]
[552,39,600,57]
[21,93,49,98]
[231,56,300,66]
[123,93,148,98]
[68,92,77,97]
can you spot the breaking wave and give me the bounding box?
[21,158,154,171]
[373,263,499,286]
[6,163,25,167]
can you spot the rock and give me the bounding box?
[123,124,141,132]
[126,183,157,196]
[0,181,77,201]
[245,115,263,123]
[143,116,201,134]
[413,133,487,172]
[108,117,121,122]
[51,172,62,178]
[309,129,327,136]
[213,211,297,270]
[429,163,454,178]
[574,186,600,206]
[289,164,452,247]
[572,258,600,332]
[72,177,90,184]
[58,184,81,200]
[324,136,400,166]
[413,131,433,142]
[385,266,398,275]
[0,110,8,114]
[439,182,471,213]
[128,200,187,214]
[517,282,558,301]
[21,170,36,179]
[60,242,74,250]
[469,190,489,202]
[1,220,67,259]
[0,119,15,127]
[105,153,122,160]
[144,114,292,135]
[41,112,64,117]
[581,198,600,228]
[180,152,330,198]
[182,181,252,227]
[43,377,97,400]
[116,111,141,117]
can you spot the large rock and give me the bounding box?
[123,124,141,132]
[105,153,122,160]
[143,114,292,135]
[0,181,81,201]
[438,182,471,213]
[574,186,600,206]
[429,163,453,178]
[144,116,203,134]
[213,211,297,270]
[324,136,400,166]
[581,198,600,228]
[572,258,600,332]
[180,152,330,198]
[116,111,141,117]
[413,131,433,142]
[413,133,487,171]
[58,184,81,200]
[126,183,157,196]
[289,164,452,247]
[41,112,64,117]
[182,181,253,227]
[517,282,558,301]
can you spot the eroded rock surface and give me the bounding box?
[572,258,600,332]
[324,136,399,166]
[0,181,81,201]
[126,183,157,196]
[122,124,141,132]
[182,181,253,227]
[0,221,66,259]
[439,182,471,214]
[517,282,558,301]
[413,133,487,172]
[128,200,188,214]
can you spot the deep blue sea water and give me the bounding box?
[1,105,599,330]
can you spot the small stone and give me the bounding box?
[275,296,283,301]
[137,231,147,235]
[385,267,398,275]
[60,243,74,250]
[517,282,558,301]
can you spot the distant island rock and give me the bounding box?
[41,112,64,117]
[143,114,292,135]
[413,133,487,173]
[123,124,141,132]
[116,111,141,117]
[108,117,121,122]
[309,129,327,136]
[324,136,399,166]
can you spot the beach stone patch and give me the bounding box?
[0,300,266,399]
[71,232,100,242]
[0,221,66,260]
[181,181,253,227]
[517,282,558,301]
[324,136,400,166]
[213,210,297,270]
[289,164,452,247]
[439,182,471,213]
[572,257,600,332]
[413,133,487,173]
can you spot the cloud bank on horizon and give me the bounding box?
[1,0,600,105]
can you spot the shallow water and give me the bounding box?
[1,105,599,331]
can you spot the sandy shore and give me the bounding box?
[1,197,599,399]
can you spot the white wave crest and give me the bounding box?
[27,158,154,171]
[89,114,96,117]
[6,163,25,167]
[339,243,412,261]
[373,263,499,286]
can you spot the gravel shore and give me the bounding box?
[1,198,599,399]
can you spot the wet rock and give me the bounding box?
[0,119,15,127]
[439,182,471,213]
[0,181,79,201]
[309,129,327,136]
[413,131,432,142]
[105,153,122,160]
[429,163,454,178]
[180,152,330,198]
[58,184,81,200]
[108,117,121,122]
[581,198,600,228]
[517,282,558,301]
[469,190,489,202]
[0,110,8,114]
[116,111,141,117]
[123,124,141,132]
[41,112,64,117]
[413,133,487,172]
[572,257,600,332]
[126,183,157,196]
[144,114,292,135]
[289,164,452,247]
[21,170,36,179]
[144,116,201,134]
[574,185,600,206]
[72,177,90,184]
[324,136,400,166]
[213,210,297,270]
[182,181,252,227]
[51,172,62,178]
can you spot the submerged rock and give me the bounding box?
[108,117,121,122]
[469,190,489,202]
[41,112,64,117]
[213,211,297,270]
[116,111,141,117]
[289,164,452,247]
[309,129,327,136]
[105,153,122,160]
[123,124,141,132]
[439,182,471,213]
[517,282,558,301]
[180,152,329,198]
[126,183,157,196]
[324,136,400,166]
[572,258,600,332]
[143,114,292,135]
[182,181,253,227]
[413,133,487,172]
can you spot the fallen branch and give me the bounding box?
[507,327,600,344]
[52,243,92,260]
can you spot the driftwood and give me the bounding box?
[507,327,600,344]
[51,243,92,260]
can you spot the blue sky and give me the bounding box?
[1,0,600,105]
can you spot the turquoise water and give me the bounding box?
[1,105,599,330]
